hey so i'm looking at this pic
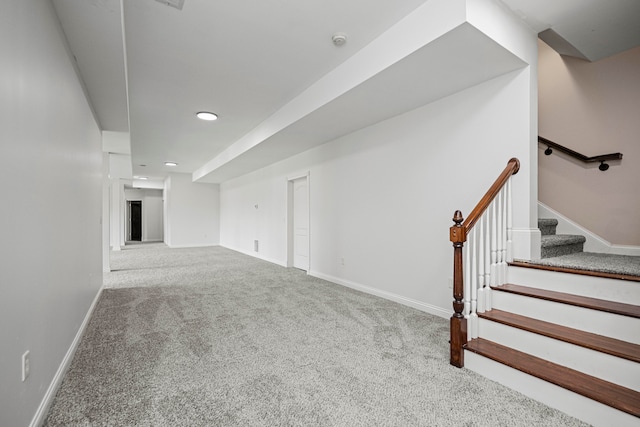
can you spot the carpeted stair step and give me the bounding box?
[541,234,586,258]
[510,259,640,283]
[493,283,640,319]
[464,338,640,418]
[478,309,640,363]
[538,218,558,236]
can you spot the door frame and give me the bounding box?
[287,172,310,270]
[126,200,143,242]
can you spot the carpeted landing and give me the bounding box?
[44,244,588,426]
[525,251,640,278]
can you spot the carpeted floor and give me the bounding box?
[525,252,640,277]
[44,244,588,426]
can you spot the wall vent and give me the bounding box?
[154,0,185,10]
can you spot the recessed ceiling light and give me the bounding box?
[196,111,218,121]
[138,177,148,180]
[165,161,178,166]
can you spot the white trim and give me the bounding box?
[30,286,104,427]
[217,245,449,319]
[165,243,219,249]
[511,227,541,260]
[309,271,450,319]
[286,171,309,182]
[538,202,640,256]
[286,172,310,271]
[221,244,288,268]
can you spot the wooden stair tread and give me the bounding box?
[479,309,640,363]
[510,260,640,282]
[493,283,640,318]
[465,338,640,418]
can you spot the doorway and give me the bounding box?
[127,200,142,242]
[288,175,309,271]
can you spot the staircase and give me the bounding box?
[463,220,640,426]
[539,218,586,258]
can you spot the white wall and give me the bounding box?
[221,65,536,317]
[0,1,103,425]
[124,188,164,242]
[107,153,132,250]
[102,153,111,272]
[144,191,164,241]
[164,173,220,247]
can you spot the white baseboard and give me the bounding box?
[538,202,640,256]
[220,244,288,268]
[309,271,450,320]
[166,243,219,249]
[220,244,449,319]
[30,286,104,427]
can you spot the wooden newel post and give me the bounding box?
[449,210,467,368]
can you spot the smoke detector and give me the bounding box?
[154,0,185,10]
[332,33,347,46]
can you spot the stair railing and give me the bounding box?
[449,158,520,368]
[538,136,622,171]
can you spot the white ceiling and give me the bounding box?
[51,0,640,183]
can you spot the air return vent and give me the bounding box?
[154,0,185,10]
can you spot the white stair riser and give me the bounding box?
[478,319,640,391]
[492,292,640,344]
[508,267,640,305]
[465,351,638,427]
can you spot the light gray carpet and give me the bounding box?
[527,252,640,277]
[44,244,588,426]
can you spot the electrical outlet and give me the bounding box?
[254,240,259,252]
[448,277,453,289]
[21,351,30,381]
[340,258,345,266]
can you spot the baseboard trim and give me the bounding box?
[165,243,219,249]
[309,271,450,319]
[30,285,104,427]
[219,245,449,318]
[221,245,288,268]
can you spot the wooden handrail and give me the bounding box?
[538,136,622,171]
[449,157,520,368]
[462,158,520,234]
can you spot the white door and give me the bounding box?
[293,177,309,271]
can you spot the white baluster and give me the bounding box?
[500,187,508,285]
[477,214,486,314]
[464,232,471,319]
[470,227,478,339]
[490,199,498,288]
[496,192,504,286]
[506,177,513,263]
[484,212,493,311]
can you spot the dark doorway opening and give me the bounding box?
[128,200,142,241]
